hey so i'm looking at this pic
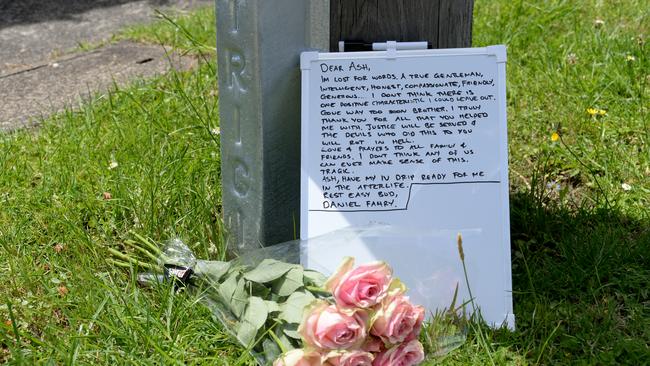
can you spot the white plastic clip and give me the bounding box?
[386,41,398,59]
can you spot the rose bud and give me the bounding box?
[370,294,425,345]
[274,349,322,366]
[372,340,425,366]
[299,300,368,351]
[323,350,374,366]
[325,257,392,309]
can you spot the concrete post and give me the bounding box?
[216,0,329,251]
[217,0,474,251]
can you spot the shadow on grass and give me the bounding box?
[503,191,649,364]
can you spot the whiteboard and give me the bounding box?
[299,46,513,328]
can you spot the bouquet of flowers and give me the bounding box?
[111,228,465,365]
[275,257,425,366]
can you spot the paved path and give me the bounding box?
[0,0,212,131]
[1,42,197,131]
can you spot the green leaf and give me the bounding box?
[236,322,258,346]
[265,301,280,313]
[245,296,268,329]
[218,273,248,319]
[231,277,248,318]
[249,281,272,299]
[274,325,298,351]
[279,291,315,324]
[262,338,282,363]
[272,266,304,297]
[217,273,238,305]
[236,296,268,346]
[194,260,231,284]
[243,259,295,283]
[282,323,301,340]
[303,270,328,287]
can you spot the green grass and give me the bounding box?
[1,1,649,365]
[474,0,649,216]
[74,6,216,55]
[467,1,649,364]
[0,60,244,363]
[119,6,216,55]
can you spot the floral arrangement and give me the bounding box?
[112,235,431,366]
[275,257,425,366]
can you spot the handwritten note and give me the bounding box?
[300,47,514,329]
[311,55,501,212]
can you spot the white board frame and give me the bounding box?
[299,46,513,329]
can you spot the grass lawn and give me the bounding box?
[1,1,648,364]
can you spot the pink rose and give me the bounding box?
[361,336,385,353]
[372,340,425,366]
[273,349,322,366]
[323,350,374,366]
[370,294,425,345]
[299,300,368,350]
[325,257,392,309]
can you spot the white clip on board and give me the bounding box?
[299,46,513,329]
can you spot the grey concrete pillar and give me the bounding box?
[216,0,329,250]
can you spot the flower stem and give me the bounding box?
[267,326,287,354]
[107,248,158,270]
[123,239,159,263]
[129,231,162,255]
